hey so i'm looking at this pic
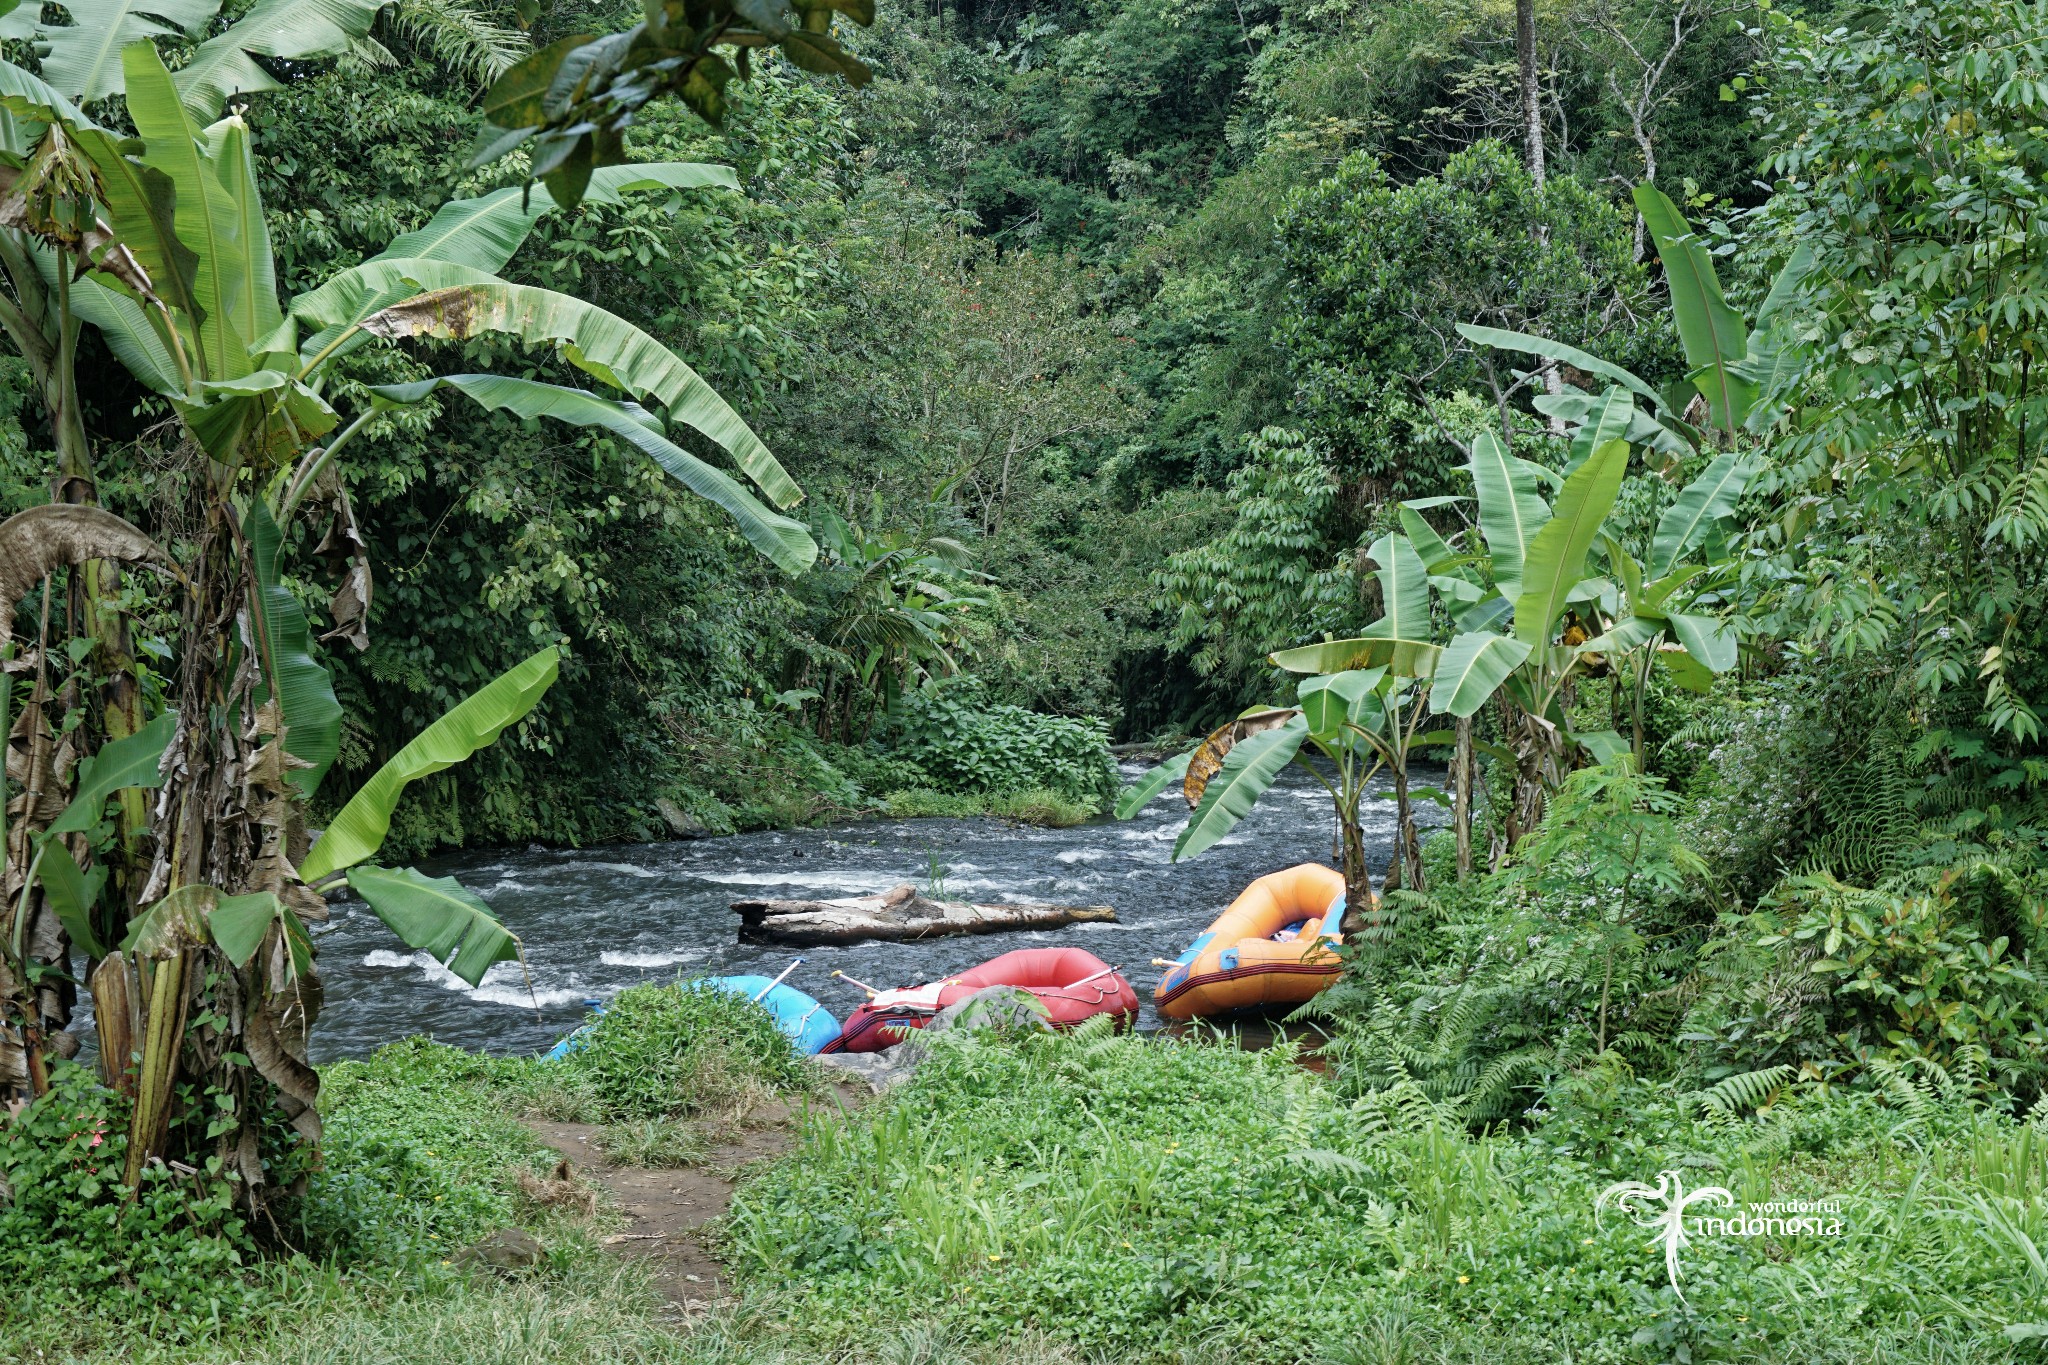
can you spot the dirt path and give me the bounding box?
[527,1087,863,1308]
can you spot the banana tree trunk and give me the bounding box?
[126,467,325,1197]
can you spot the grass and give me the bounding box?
[725,1022,2048,1362]
[884,786,1098,827]
[9,989,2047,1364]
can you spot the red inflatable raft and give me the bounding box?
[822,946,1138,1053]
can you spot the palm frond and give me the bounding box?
[388,0,529,83]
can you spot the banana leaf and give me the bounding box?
[1270,636,1442,679]
[1113,749,1193,819]
[172,0,390,117]
[303,263,799,508]
[1428,632,1533,718]
[344,865,521,987]
[1634,185,1754,438]
[1514,438,1628,649]
[1172,716,1308,862]
[369,375,814,573]
[246,499,343,795]
[299,646,559,882]
[48,711,176,836]
[1458,323,1664,412]
[1467,431,1550,599]
[1650,451,1759,577]
[1363,534,1430,642]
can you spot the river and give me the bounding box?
[308,761,1446,1062]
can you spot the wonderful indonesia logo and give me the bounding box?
[1596,1171,1848,1300]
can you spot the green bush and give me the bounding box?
[554,980,812,1121]
[885,786,1096,827]
[890,680,1116,806]
[0,1063,257,1328]
[727,1025,2048,1362]
[301,1039,557,1267]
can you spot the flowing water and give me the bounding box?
[309,762,1447,1062]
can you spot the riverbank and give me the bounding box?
[8,987,2043,1365]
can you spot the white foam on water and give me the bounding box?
[360,949,585,1008]
[599,949,702,969]
[1056,849,1106,864]
[591,862,663,879]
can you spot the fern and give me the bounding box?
[1696,1064,1795,1116]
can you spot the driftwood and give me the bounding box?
[731,883,1116,945]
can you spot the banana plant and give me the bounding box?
[1117,529,1485,912]
[1459,184,1813,450]
[0,29,826,1195]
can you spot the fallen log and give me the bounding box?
[731,882,1116,945]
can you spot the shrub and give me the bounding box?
[0,1063,256,1327]
[300,1039,556,1266]
[891,679,1116,806]
[555,980,812,1121]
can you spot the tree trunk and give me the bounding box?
[1516,0,1546,189]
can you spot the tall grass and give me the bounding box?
[725,1025,2048,1361]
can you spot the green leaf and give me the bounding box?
[293,163,745,365]
[1364,534,1430,644]
[1650,451,1759,577]
[1634,184,1754,438]
[1299,668,1384,740]
[1172,717,1308,862]
[1467,431,1550,600]
[369,375,815,573]
[1571,728,1631,765]
[1579,615,1665,656]
[1428,632,1533,718]
[123,41,249,379]
[1668,612,1738,673]
[1269,636,1441,678]
[36,841,108,958]
[1562,388,1634,478]
[48,711,175,836]
[73,125,204,348]
[1113,750,1192,819]
[1658,648,1714,694]
[61,271,183,393]
[0,50,100,130]
[207,890,308,974]
[1458,323,1664,412]
[246,499,342,795]
[35,0,219,103]
[299,647,559,882]
[306,264,798,507]
[172,0,390,118]
[1514,438,1628,649]
[1397,503,1459,572]
[120,884,213,958]
[204,114,282,346]
[344,865,522,987]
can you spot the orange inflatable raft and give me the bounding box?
[1154,864,1348,1020]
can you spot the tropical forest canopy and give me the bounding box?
[4,0,1841,853]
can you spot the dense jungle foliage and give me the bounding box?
[6,0,2048,1359]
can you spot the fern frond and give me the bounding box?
[1696,1064,1795,1115]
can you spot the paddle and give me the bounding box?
[753,957,804,1002]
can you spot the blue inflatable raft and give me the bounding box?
[703,975,842,1054]
[542,976,841,1060]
